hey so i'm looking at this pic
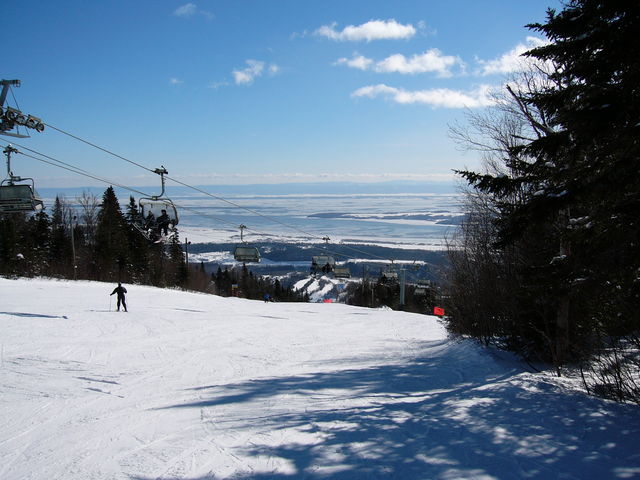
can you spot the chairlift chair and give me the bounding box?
[334,265,351,278]
[311,255,335,274]
[0,145,44,214]
[135,166,179,241]
[0,181,44,214]
[233,245,261,263]
[381,264,399,283]
[233,224,260,263]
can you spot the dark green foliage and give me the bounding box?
[0,186,306,303]
[94,187,130,281]
[448,1,640,390]
[0,213,27,276]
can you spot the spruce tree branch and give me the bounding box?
[505,84,555,138]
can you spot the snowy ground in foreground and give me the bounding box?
[1,278,639,480]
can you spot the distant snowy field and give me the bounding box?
[2,277,639,479]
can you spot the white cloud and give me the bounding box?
[335,54,374,71]
[208,81,229,89]
[375,49,464,77]
[351,83,496,109]
[337,49,464,77]
[478,36,549,76]
[316,19,416,42]
[169,78,183,85]
[173,3,213,19]
[174,3,197,17]
[232,60,280,85]
[268,64,281,76]
[233,60,264,85]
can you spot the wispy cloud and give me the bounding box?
[208,81,230,89]
[169,78,183,85]
[173,3,214,19]
[335,54,374,71]
[337,49,464,77]
[351,84,496,109]
[316,19,416,42]
[477,36,548,76]
[232,60,280,86]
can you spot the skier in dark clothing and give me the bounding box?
[157,209,171,237]
[110,282,128,312]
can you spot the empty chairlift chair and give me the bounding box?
[0,146,43,214]
[334,265,351,278]
[234,245,261,263]
[233,224,260,263]
[0,182,44,213]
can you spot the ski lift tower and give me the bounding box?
[0,79,45,138]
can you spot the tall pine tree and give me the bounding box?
[453,1,640,371]
[94,187,130,281]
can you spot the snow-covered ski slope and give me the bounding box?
[1,278,638,480]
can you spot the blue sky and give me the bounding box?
[3,0,560,188]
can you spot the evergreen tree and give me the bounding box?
[453,1,640,375]
[94,187,130,281]
[166,231,187,287]
[125,196,141,226]
[49,196,69,274]
[25,211,51,276]
[0,213,26,276]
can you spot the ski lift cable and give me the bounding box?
[5,145,154,198]
[4,139,297,236]
[10,144,374,262]
[2,140,270,235]
[43,122,327,236]
[168,203,352,261]
[163,176,390,261]
[5,140,143,191]
[42,123,380,250]
[41,122,392,262]
[43,122,156,174]
[4,132,393,264]
[18,152,148,196]
[164,176,321,237]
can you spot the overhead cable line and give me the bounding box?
[6,147,152,197]
[9,140,380,263]
[4,140,149,194]
[2,141,274,235]
[161,175,390,262]
[42,122,392,262]
[44,122,155,173]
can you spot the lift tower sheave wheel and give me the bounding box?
[0,79,45,137]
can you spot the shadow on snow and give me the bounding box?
[146,341,640,480]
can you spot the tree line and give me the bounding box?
[0,186,305,303]
[444,0,640,403]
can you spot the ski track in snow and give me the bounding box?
[0,278,639,479]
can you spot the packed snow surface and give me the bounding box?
[1,278,639,479]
